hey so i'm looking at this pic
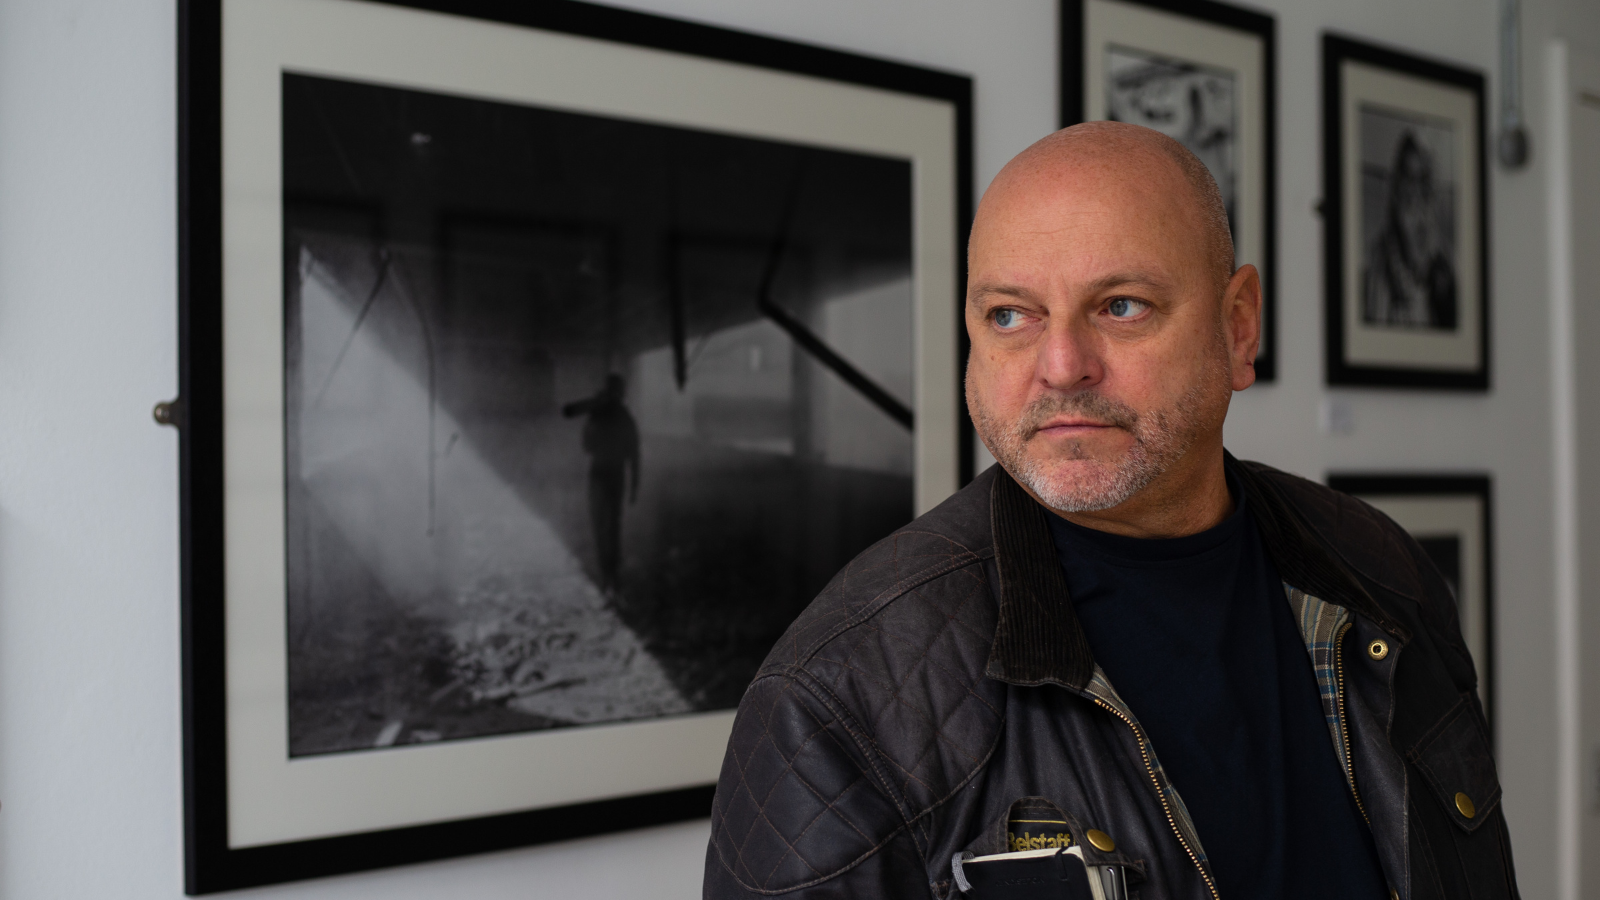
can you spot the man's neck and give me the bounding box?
[1038,445,1234,539]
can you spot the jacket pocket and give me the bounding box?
[955,798,1146,879]
[1407,692,1501,834]
[1003,796,1078,853]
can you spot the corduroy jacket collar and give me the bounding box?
[984,452,1407,691]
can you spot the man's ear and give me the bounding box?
[1222,264,1262,391]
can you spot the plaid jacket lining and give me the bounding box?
[1286,585,1356,794]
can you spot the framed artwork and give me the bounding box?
[1323,35,1488,389]
[1326,474,1494,729]
[1061,0,1277,380]
[177,0,972,891]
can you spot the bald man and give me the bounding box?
[705,124,1516,900]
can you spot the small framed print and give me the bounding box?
[1327,474,1494,729]
[1061,0,1278,380]
[1323,35,1488,389]
[178,0,971,891]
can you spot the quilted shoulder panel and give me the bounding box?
[708,672,911,894]
[709,469,1007,893]
[803,558,1005,819]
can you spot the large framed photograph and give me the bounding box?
[1323,35,1488,389]
[1061,0,1277,380]
[1326,474,1494,729]
[178,0,972,891]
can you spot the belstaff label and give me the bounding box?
[1007,818,1073,852]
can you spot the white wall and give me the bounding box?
[0,0,1596,898]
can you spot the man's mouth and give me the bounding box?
[1030,417,1120,439]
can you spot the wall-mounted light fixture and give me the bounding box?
[1498,0,1530,167]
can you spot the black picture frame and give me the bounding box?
[1061,0,1278,381]
[1322,35,1489,389]
[177,0,973,892]
[1326,473,1495,731]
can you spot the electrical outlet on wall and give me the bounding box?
[1319,397,1355,435]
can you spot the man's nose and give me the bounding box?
[1034,316,1103,392]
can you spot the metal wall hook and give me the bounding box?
[153,397,185,428]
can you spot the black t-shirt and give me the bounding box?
[1046,487,1389,900]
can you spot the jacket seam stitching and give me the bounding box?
[1405,714,1503,832]
[746,666,1006,891]
[791,670,919,827]
[793,551,992,665]
[713,825,915,895]
[716,674,859,886]
[1409,797,1450,900]
[713,671,913,895]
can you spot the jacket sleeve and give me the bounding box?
[703,671,933,899]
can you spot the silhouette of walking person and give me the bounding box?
[562,374,639,593]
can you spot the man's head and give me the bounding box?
[964,121,1261,533]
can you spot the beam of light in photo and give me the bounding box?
[294,250,690,729]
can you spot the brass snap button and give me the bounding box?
[1367,639,1389,661]
[1085,829,1115,852]
[1389,890,1399,900]
[1455,792,1476,818]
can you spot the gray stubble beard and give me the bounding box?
[968,357,1228,514]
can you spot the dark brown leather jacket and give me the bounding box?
[704,457,1518,899]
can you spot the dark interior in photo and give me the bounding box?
[281,73,916,756]
[1415,534,1462,601]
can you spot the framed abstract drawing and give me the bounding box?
[1327,474,1494,730]
[1061,0,1278,380]
[1323,35,1488,389]
[177,0,972,891]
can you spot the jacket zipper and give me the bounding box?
[1334,622,1372,826]
[1092,698,1220,900]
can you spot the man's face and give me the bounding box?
[964,153,1256,514]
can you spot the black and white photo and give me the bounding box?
[284,74,917,756]
[1324,35,1487,388]
[1105,45,1238,231]
[1359,105,1458,330]
[1063,0,1275,378]
[178,0,971,891]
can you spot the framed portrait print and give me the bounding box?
[177,0,972,891]
[1323,35,1488,389]
[1326,474,1494,729]
[1061,0,1278,380]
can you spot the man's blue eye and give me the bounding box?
[1107,298,1144,318]
[994,308,1023,329]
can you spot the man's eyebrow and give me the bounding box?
[1084,271,1170,292]
[967,284,1034,304]
[968,272,1172,305]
